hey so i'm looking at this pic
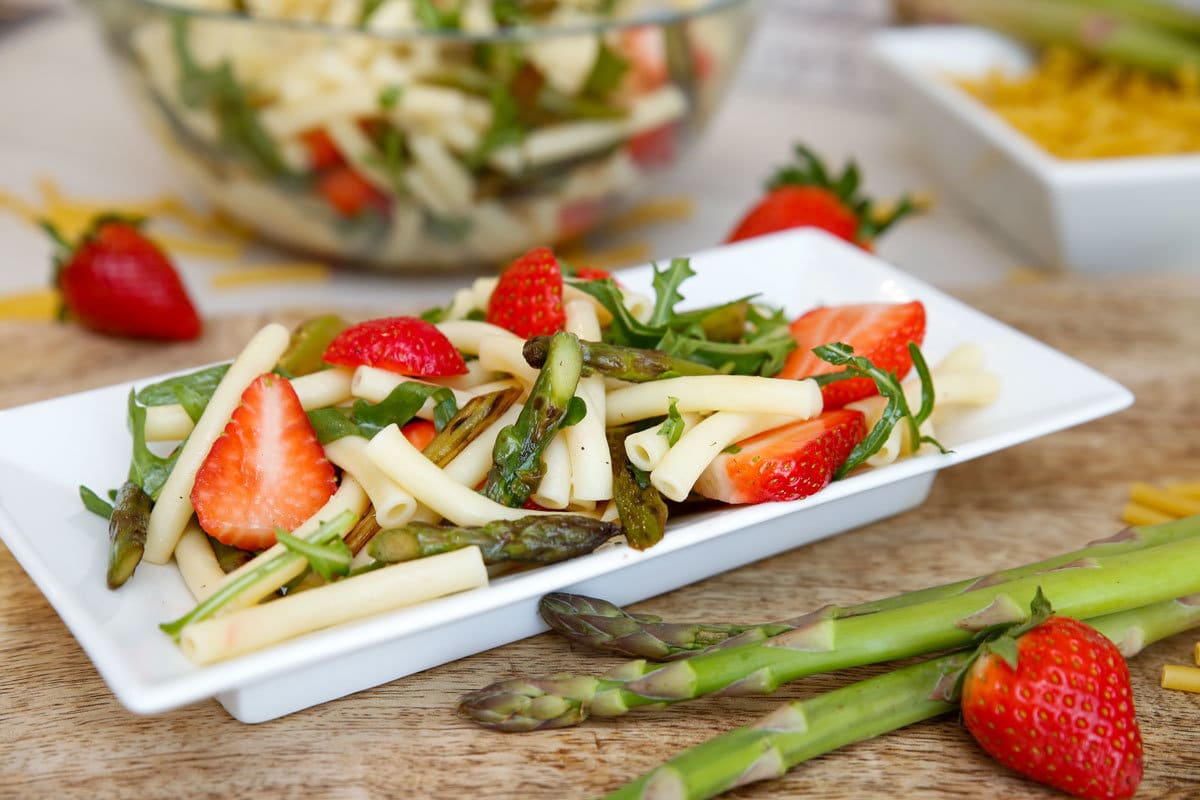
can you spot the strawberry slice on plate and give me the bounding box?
[693,409,867,504]
[324,316,467,376]
[486,247,566,339]
[192,373,338,551]
[779,301,926,408]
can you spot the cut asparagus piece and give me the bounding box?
[599,595,1200,799]
[606,429,668,551]
[368,515,620,565]
[483,332,583,507]
[539,518,1200,659]
[523,336,719,382]
[277,313,347,377]
[107,481,151,589]
[459,532,1200,730]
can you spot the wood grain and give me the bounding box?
[2,275,1200,800]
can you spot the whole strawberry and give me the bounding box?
[486,247,566,339]
[726,145,917,249]
[960,591,1143,800]
[47,216,202,340]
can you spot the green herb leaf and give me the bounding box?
[584,42,630,97]
[79,485,114,520]
[359,0,387,24]
[560,395,588,428]
[658,397,684,446]
[648,258,696,327]
[276,529,353,582]
[419,304,450,324]
[378,84,403,110]
[470,81,526,169]
[722,443,742,455]
[307,407,364,445]
[353,382,459,437]
[126,391,181,501]
[136,363,230,408]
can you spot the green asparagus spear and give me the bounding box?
[277,314,347,377]
[106,481,151,589]
[483,331,583,507]
[459,531,1200,730]
[598,595,1200,799]
[540,517,1200,659]
[422,385,521,467]
[606,429,668,550]
[900,0,1200,76]
[368,515,620,565]
[523,336,719,382]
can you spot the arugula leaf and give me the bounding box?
[307,407,363,445]
[353,383,458,438]
[378,85,403,110]
[470,81,526,169]
[136,364,230,407]
[360,0,388,24]
[276,530,352,582]
[584,43,630,97]
[722,443,742,455]
[414,0,460,29]
[648,258,696,327]
[126,391,181,500]
[813,342,948,478]
[560,396,588,428]
[658,397,684,446]
[79,486,114,520]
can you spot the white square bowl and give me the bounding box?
[872,25,1200,274]
[0,230,1133,723]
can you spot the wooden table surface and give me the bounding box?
[2,274,1199,800]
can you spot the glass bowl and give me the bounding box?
[81,0,756,270]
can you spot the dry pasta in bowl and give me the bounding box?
[81,246,1001,666]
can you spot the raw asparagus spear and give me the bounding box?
[523,336,719,382]
[368,515,620,565]
[599,595,1200,799]
[459,533,1200,730]
[107,481,151,589]
[483,332,583,507]
[606,429,668,550]
[540,517,1200,660]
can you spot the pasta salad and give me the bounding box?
[81,248,1000,665]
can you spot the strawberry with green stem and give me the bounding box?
[726,144,919,248]
[45,215,202,341]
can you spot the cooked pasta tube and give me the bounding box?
[174,523,226,603]
[532,433,572,510]
[428,359,500,391]
[606,376,822,426]
[144,367,354,442]
[435,319,515,355]
[351,366,472,410]
[478,334,541,386]
[624,412,703,472]
[930,371,1002,411]
[564,300,611,502]
[652,412,798,502]
[934,343,985,374]
[366,424,556,526]
[218,477,369,611]
[561,284,614,326]
[145,323,291,564]
[442,403,523,487]
[324,436,418,527]
[179,546,488,665]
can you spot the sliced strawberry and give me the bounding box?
[401,419,437,451]
[301,129,344,171]
[572,267,611,281]
[317,166,387,217]
[486,247,566,339]
[694,410,867,504]
[191,374,338,551]
[628,124,677,170]
[323,316,467,376]
[50,218,201,341]
[778,301,926,408]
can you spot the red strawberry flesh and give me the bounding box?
[191,373,338,551]
[726,185,860,245]
[778,301,926,408]
[323,316,467,376]
[693,409,866,504]
[486,247,566,339]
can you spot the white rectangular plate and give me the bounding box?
[0,230,1132,722]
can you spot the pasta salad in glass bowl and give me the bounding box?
[80,0,756,269]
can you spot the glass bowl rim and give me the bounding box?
[93,0,753,44]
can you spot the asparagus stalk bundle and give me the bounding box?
[459,518,1200,731]
[598,596,1200,800]
[539,517,1200,660]
[523,336,719,382]
[368,515,621,566]
[900,0,1200,76]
